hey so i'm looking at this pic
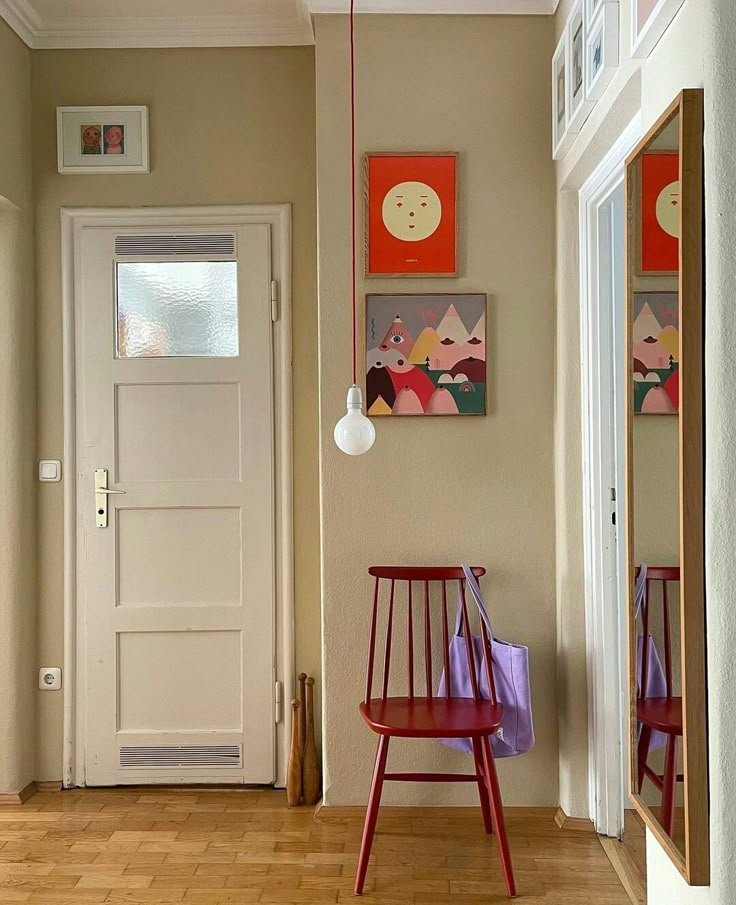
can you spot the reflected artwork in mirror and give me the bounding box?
[625,89,708,886]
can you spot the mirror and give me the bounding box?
[625,89,708,886]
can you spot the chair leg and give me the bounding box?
[472,738,493,835]
[481,736,516,898]
[355,735,390,896]
[660,735,678,839]
[637,727,652,793]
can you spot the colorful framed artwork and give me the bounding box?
[552,31,574,159]
[631,0,686,59]
[365,293,486,417]
[364,153,458,278]
[566,0,594,133]
[632,292,679,414]
[586,3,619,101]
[57,106,149,174]
[639,151,680,275]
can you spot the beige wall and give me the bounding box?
[30,46,320,780]
[553,187,589,816]
[0,19,36,795]
[316,14,558,806]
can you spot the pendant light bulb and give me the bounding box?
[334,385,375,456]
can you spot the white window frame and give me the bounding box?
[579,116,642,836]
[60,205,294,789]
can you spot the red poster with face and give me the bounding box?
[641,152,680,273]
[366,153,457,277]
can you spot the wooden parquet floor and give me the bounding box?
[0,788,631,904]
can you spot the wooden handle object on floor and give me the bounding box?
[302,677,321,806]
[286,699,303,807]
[298,673,307,756]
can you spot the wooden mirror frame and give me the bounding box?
[624,89,708,886]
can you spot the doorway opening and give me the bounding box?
[579,117,646,901]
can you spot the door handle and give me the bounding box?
[94,468,125,528]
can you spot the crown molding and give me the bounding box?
[307,0,555,12]
[0,0,40,45]
[31,16,314,49]
[0,2,315,48]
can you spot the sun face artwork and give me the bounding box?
[641,152,680,274]
[632,292,679,414]
[366,294,486,417]
[365,154,458,277]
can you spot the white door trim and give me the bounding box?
[579,116,641,836]
[61,205,294,789]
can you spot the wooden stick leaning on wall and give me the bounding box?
[287,700,303,807]
[298,673,307,756]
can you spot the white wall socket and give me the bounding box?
[39,667,62,690]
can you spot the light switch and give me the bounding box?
[39,460,62,482]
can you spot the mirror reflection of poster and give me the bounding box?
[632,291,679,414]
[640,152,680,274]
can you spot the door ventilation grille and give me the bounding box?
[119,745,242,769]
[114,234,236,257]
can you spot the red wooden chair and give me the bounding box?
[355,566,516,898]
[636,566,683,838]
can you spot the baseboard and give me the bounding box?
[554,806,596,833]
[599,836,647,905]
[36,781,63,792]
[0,781,37,805]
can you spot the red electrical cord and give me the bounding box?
[350,0,357,387]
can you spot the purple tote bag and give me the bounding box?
[635,565,668,753]
[437,565,535,759]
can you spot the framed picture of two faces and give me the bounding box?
[57,106,149,174]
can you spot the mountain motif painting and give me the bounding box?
[365,294,486,417]
[632,292,679,414]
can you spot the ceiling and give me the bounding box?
[0,0,557,49]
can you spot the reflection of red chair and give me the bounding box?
[355,566,515,898]
[636,566,683,838]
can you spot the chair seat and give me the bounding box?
[359,697,505,738]
[637,697,683,735]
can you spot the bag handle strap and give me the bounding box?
[634,563,648,622]
[454,564,495,649]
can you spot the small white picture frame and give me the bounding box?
[586,3,619,101]
[552,31,574,160]
[566,0,595,134]
[57,106,149,174]
[631,0,686,59]
[584,0,608,32]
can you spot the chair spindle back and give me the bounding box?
[638,565,680,701]
[365,566,495,706]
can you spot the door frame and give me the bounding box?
[60,205,294,789]
[579,116,642,836]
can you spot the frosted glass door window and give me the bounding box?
[116,261,239,358]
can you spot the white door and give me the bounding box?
[598,182,630,831]
[76,224,276,785]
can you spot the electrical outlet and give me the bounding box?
[39,667,62,690]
